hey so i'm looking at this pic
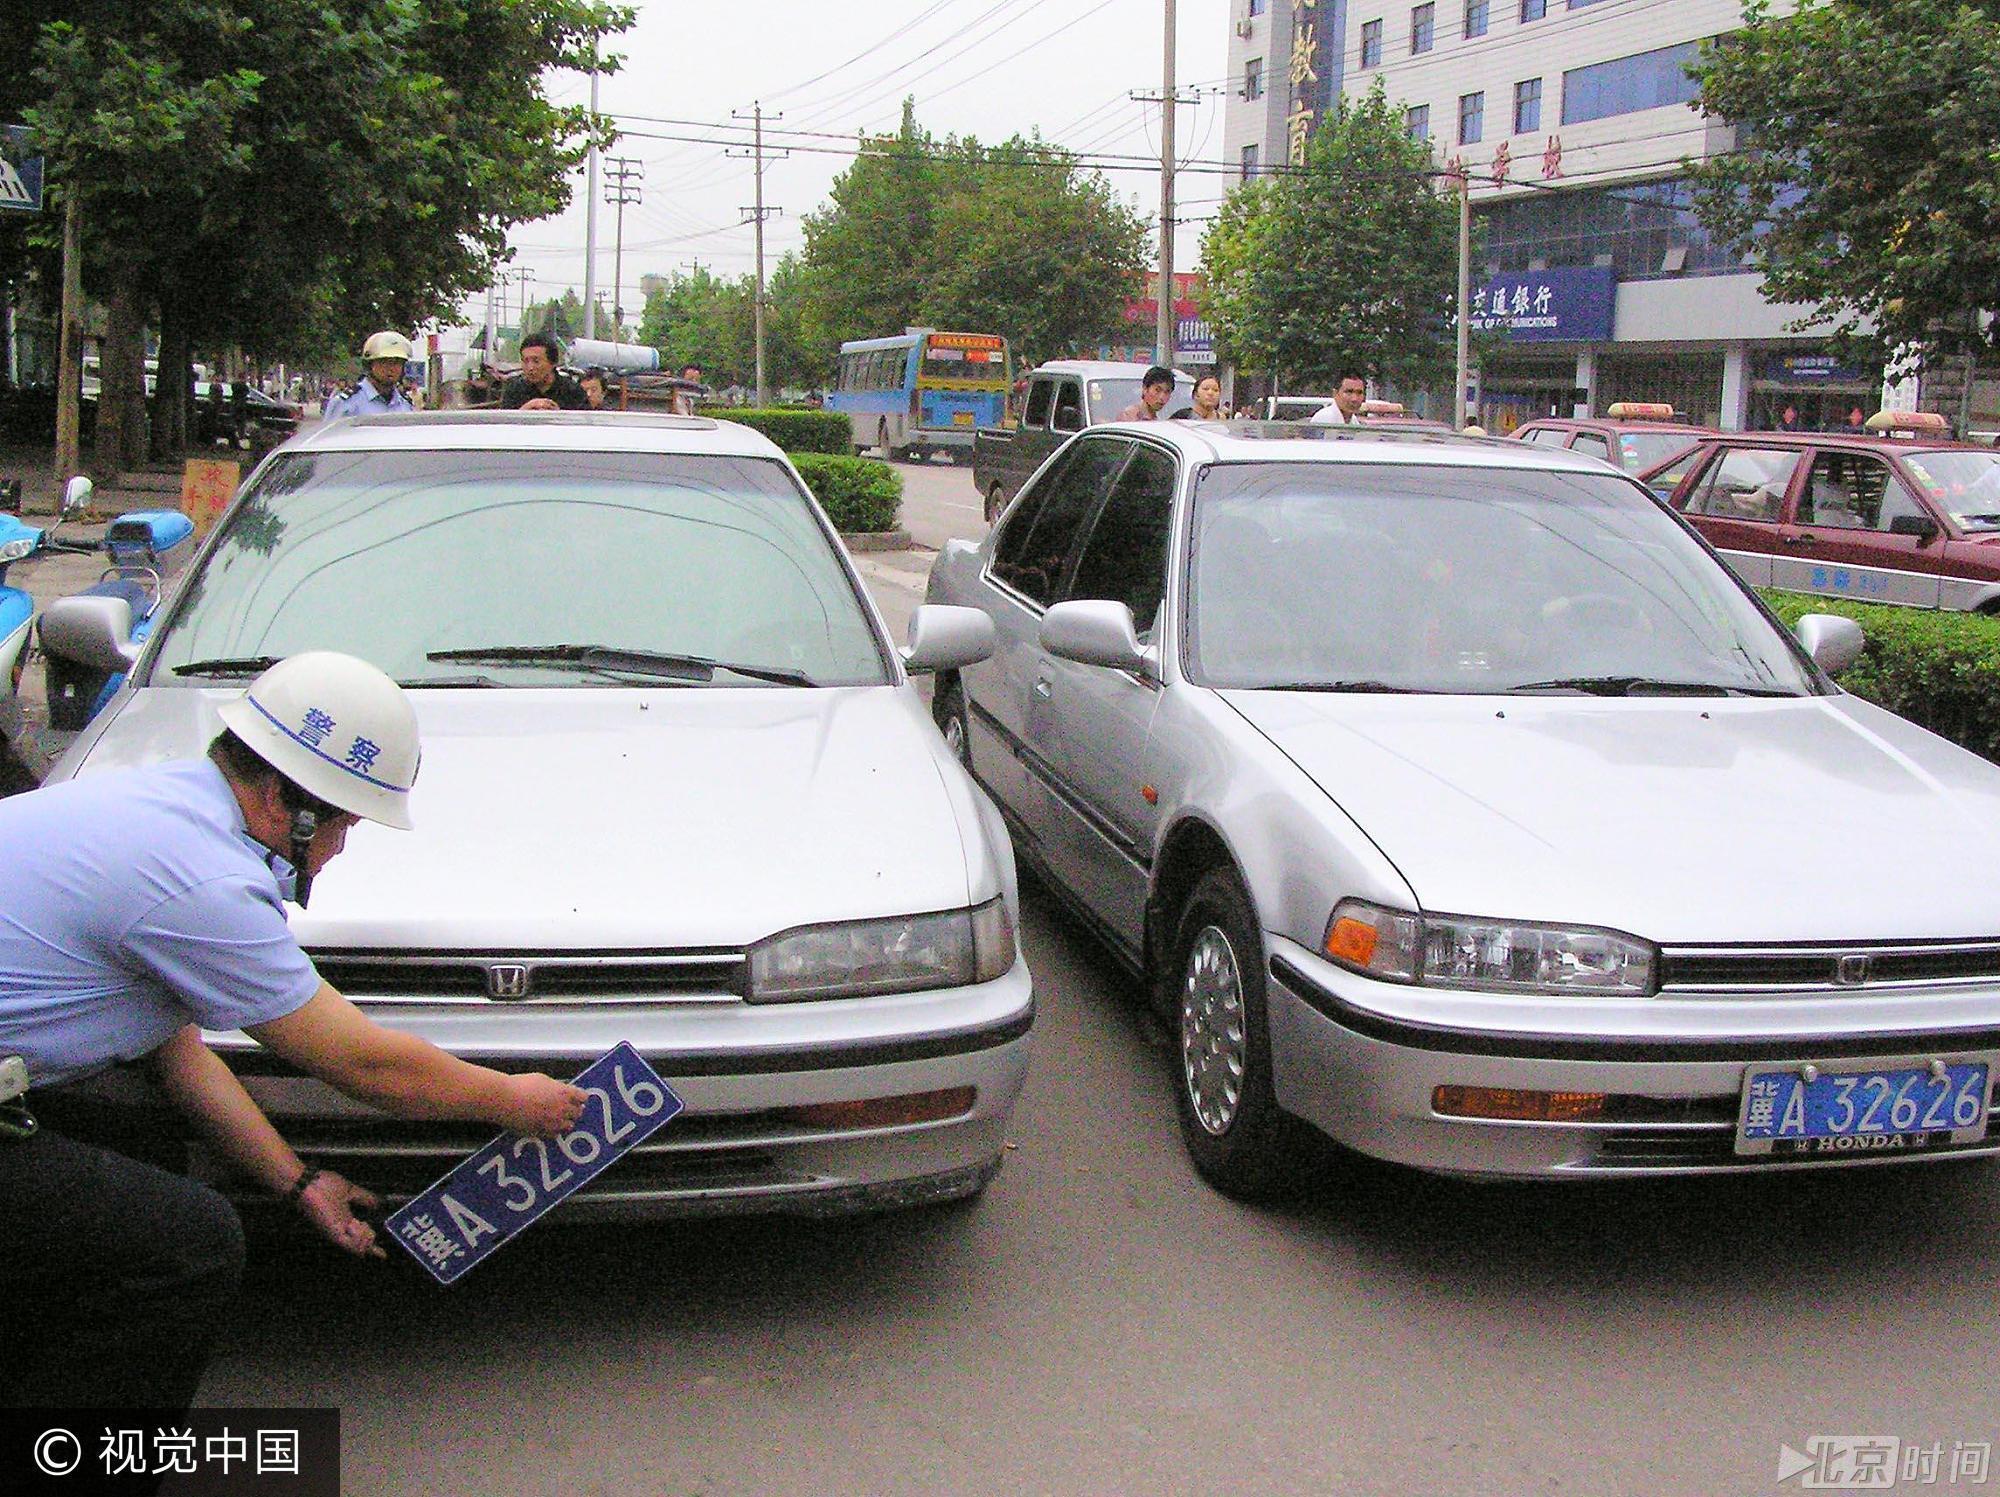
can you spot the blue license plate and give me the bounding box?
[1735,1058,1993,1157]
[385,1042,683,1283]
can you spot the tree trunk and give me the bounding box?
[150,293,191,460]
[93,269,148,479]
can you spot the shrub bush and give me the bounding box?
[719,407,851,455]
[1760,590,2000,762]
[790,452,902,534]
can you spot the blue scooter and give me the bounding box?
[0,478,103,732]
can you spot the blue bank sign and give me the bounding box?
[1471,266,1615,343]
[0,125,43,214]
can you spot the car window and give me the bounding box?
[147,450,891,687]
[1052,381,1084,433]
[1643,447,1704,501]
[1062,443,1177,638]
[1796,452,1921,532]
[1618,431,1699,475]
[1023,379,1054,429]
[989,437,1131,607]
[1903,451,2000,532]
[1570,432,1613,462]
[1521,427,1569,446]
[1684,447,1802,523]
[1187,462,1819,697]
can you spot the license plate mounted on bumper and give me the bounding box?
[1735,1056,1995,1157]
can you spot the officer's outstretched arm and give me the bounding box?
[246,983,585,1137]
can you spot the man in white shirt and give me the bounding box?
[1309,370,1369,426]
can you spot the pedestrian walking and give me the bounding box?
[1117,366,1176,421]
[0,653,587,1416]
[1309,369,1370,426]
[1170,372,1224,420]
[323,332,417,419]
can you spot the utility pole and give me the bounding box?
[484,278,499,371]
[1132,3,1195,367]
[506,267,535,356]
[731,102,786,406]
[584,71,599,339]
[1454,172,1471,429]
[604,156,643,348]
[54,190,82,484]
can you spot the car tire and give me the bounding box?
[985,483,1008,523]
[933,676,972,769]
[1171,867,1311,1200]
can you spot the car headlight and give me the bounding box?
[747,898,1016,1003]
[1323,898,1656,996]
[0,537,34,564]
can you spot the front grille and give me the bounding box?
[1589,1096,2000,1170]
[1659,940,2000,993]
[309,949,747,1003]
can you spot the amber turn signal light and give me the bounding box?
[1432,1086,1607,1123]
[776,1087,977,1130]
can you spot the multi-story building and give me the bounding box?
[1221,0,1906,433]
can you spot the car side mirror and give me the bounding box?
[1795,613,1865,676]
[902,604,994,674]
[39,591,141,674]
[1041,600,1147,673]
[61,475,93,518]
[1888,513,1940,542]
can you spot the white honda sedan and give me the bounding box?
[926,420,2000,1198]
[50,411,1031,1218]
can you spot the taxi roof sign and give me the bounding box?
[1865,409,1951,436]
[1360,400,1406,415]
[1605,402,1676,421]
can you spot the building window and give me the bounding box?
[1244,57,1264,100]
[1561,41,1703,125]
[1567,0,1609,7]
[1411,3,1434,54]
[1464,0,1489,38]
[1406,104,1430,140]
[1458,90,1484,144]
[1473,174,1739,282]
[1241,143,1260,181]
[1249,0,1265,13]
[1360,18,1383,67]
[1513,77,1542,134]
[1520,0,1545,17]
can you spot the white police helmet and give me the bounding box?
[360,330,414,363]
[216,652,419,829]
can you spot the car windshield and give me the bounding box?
[1186,461,1820,696]
[1617,431,1699,474]
[145,448,891,688]
[1901,451,2000,532]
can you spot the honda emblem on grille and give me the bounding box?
[486,964,532,1000]
[1834,954,1872,986]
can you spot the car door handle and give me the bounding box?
[1781,532,1812,545]
[1033,678,1052,699]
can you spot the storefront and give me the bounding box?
[1468,267,1615,434]
[1746,350,1880,432]
[1597,351,1727,427]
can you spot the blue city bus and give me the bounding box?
[829,329,1010,461]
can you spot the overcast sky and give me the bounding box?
[482,0,1229,326]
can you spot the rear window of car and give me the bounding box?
[146,448,892,687]
[1903,451,2000,532]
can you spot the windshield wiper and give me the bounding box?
[427,644,815,687]
[173,655,286,678]
[397,674,503,690]
[1261,680,1427,694]
[1507,675,1795,698]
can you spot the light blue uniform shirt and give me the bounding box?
[0,759,320,1087]
[323,378,413,419]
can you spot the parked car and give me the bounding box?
[1512,402,1716,497]
[1651,414,2000,612]
[1256,395,1335,422]
[45,409,1032,1219]
[971,361,1193,522]
[193,380,303,445]
[926,419,2000,1197]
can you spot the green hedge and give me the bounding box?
[1760,590,2000,762]
[791,452,902,534]
[720,408,851,455]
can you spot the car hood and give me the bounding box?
[1223,691,2000,944]
[68,686,972,949]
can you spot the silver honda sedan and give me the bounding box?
[926,420,2000,1197]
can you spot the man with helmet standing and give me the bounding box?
[0,652,587,1413]
[323,331,418,418]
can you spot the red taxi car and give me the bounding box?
[1512,403,1716,496]
[1650,412,2000,613]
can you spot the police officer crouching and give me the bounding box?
[0,652,586,1414]
[323,331,417,418]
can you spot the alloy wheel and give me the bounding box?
[1181,924,1246,1136]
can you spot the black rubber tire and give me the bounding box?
[932,676,972,769]
[1170,867,1311,1200]
[985,483,1008,523]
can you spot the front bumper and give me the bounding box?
[1264,940,2000,1177]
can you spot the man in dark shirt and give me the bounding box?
[500,333,590,411]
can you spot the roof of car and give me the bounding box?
[1516,417,1714,436]
[1688,430,1986,457]
[1094,419,1621,473]
[292,410,786,458]
[1029,360,1196,381]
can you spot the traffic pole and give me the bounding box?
[1454,174,1471,429]
[584,71,599,340]
[1156,0,1177,367]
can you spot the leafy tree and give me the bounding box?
[795,101,1148,367]
[637,266,753,384]
[1199,80,1463,392]
[1687,0,2000,381]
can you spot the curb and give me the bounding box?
[841,529,913,553]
